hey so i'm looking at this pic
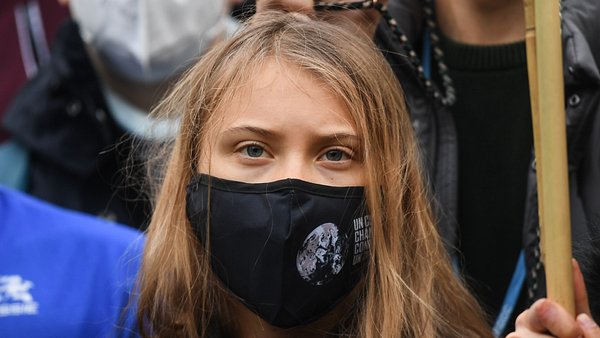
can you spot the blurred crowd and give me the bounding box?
[0,0,599,337]
[0,0,243,335]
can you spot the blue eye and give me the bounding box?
[325,149,344,161]
[244,145,264,158]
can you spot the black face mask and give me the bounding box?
[186,174,370,328]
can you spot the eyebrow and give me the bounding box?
[221,125,278,138]
[222,125,360,143]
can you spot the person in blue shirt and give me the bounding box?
[0,185,143,337]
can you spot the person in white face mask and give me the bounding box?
[0,0,237,229]
[70,0,236,140]
[72,0,226,84]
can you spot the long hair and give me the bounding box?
[137,11,492,337]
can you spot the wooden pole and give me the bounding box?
[524,0,574,315]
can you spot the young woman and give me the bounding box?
[136,11,492,337]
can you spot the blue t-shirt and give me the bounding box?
[0,186,144,337]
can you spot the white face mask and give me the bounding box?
[70,0,227,83]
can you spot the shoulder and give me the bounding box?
[0,185,143,252]
[563,0,600,39]
[562,0,600,85]
[0,186,145,336]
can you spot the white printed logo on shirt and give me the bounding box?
[0,275,39,317]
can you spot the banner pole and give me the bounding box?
[524,0,574,315]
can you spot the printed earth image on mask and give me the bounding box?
[296,223,348,285]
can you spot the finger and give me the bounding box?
[256,0,382,38]
[515,303,548,333]
[318,8,380,37]
[573,259,592,316]
[256,0,313,13]
[515,299,581,336]
[536,299,582,337]
[578,313,600,338]
[507,328,555,338]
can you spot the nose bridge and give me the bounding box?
[275,151,313,182]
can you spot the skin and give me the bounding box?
[508,260,600,338]
[200,59,364,187]
[255,0,380,38]
[255,0,524,43]
[435,0,526,45]
[198,59,364,337]
[250,0,600,335]
[433,1,599,335]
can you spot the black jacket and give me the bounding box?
[375,0,600,315]
[2,20,151,229]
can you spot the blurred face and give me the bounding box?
[200,59,364,187]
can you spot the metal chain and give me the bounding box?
[314,0,456,106]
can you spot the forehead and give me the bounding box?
[209,59,357,136]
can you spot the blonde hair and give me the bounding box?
[137,11,491,337]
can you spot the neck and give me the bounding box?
[435,0,525,45]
